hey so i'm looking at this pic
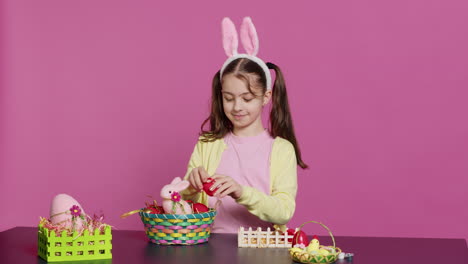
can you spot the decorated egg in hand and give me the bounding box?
[292,230,309,247]
[202,178,219,196]
[192,203,209,213]
[50,194,86,230]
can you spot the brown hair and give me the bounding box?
[200,58,308,169]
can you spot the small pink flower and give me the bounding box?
[70,205,82,217]
[171,192,181,202]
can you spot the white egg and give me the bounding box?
[338,252,345,259]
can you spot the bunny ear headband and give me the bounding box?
[220,17,272,91]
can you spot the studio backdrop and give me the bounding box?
[1,0,467,242]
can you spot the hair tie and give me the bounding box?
[220,17,272,91]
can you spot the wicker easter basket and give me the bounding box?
[138,209,217,245]
[289,221,342,264]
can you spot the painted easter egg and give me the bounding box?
[319,248,330,256]
[292,230,309,247]
[287,228,296,242]
[146,206,164,214]
[192,203,209,213]
[202,178,219,196]
[50,194,86,229]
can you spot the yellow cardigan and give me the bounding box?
[181,135,298,226]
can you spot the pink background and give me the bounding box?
[1,0,467,242]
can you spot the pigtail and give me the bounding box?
[267,62,308,169]
[200,70,232,142]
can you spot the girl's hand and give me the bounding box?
[188,166,210,191]
[210,174,243,199]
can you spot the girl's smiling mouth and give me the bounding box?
[233,114,246,120]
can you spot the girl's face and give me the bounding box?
[221,74,271,134]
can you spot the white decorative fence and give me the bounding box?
[238,227,298,248]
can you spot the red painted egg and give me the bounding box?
[292,230,309,247]
[148,206,164,214]
[202,178,219,196]
[287,228,296,242]
[192,203,209,213]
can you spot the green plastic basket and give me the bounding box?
[139,208,217,245]
[38,224,112,262]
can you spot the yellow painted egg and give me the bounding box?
[319,248,330,256]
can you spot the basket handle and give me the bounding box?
[120,209,142,219]
[214,198,222,210]
[297,220,336,248]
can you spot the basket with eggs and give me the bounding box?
[121,177,218,245]
[38,194,112,262]
[289,221,342,264]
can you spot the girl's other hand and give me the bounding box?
[188,166,210,191]
[210,174,243,199]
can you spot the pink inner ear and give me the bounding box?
[240,17,259,56]
[222,17,238,57]
[171,177,182,184]
[179,181,190,191]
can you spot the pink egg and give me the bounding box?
[50,194,86,230]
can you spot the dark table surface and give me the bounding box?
[1,227,467,264]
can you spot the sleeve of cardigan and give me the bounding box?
[235,138,298,225]
[180,138,204,203]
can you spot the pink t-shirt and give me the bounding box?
[208,129,275,233]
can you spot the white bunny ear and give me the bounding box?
[222,17,238,57]
[240,17,259,56]
[175,180,190,192]
[171,177,182,184]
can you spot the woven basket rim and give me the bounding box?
[139,208,217,219]
[290,247,341,264]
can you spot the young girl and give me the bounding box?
[181,17,307,233]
